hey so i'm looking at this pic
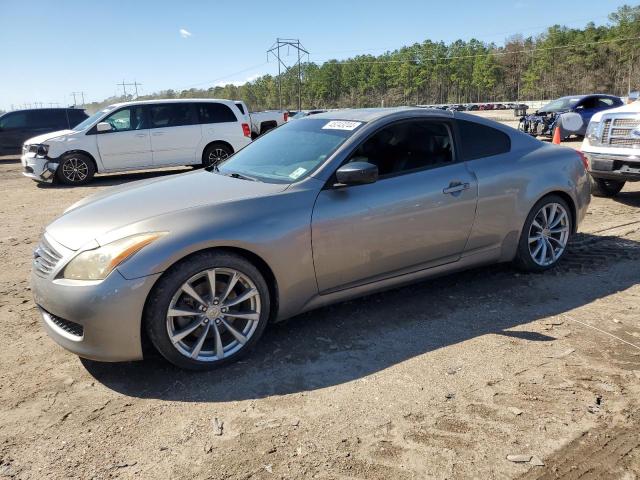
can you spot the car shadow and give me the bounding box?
[81,233,640,402]
[34,167,194,189]
[612,189,640,208]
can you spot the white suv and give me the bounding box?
[21,99,252,185]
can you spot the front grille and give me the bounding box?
[48,312,84,338]
[33,238,63,276]
[599,116,640,148]
[600,119,611,142]
[613,118,639,128]
[610,137,640,147]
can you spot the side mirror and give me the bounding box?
[629,91,639,103]
[96,122,112,133]
[335,161,378,186]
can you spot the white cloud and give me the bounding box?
[179,28,192,38]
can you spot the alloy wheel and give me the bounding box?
[208,148,229,166]
[166,268,261,362]
[528,202,570,266]
[62,157,89,183]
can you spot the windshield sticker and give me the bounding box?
[322,120,362,131]
[289,167,307,179]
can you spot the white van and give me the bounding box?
[21,99,252,185]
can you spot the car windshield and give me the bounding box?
[72,106,117,130]
[540,97,583,113]
[217,118,363,183]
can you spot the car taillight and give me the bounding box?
[242,123,251,138]
[284,112,289,122]
[576,150,588,170]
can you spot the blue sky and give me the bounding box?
[0,0,633,110]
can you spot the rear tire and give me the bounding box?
[144,251,270,370]
[590,177,625,197]
[202,143,233,169]
[514,195,572,272]
[55,153,95,186]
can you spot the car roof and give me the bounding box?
[108,98,236,108]
[557,94,620,100]
[305,107,453,123]
[2,107,84,114]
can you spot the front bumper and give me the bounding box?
[585,152,640,182]
[21,152,58,183]
[32,265,162,362]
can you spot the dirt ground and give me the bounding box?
[1,138,639,479]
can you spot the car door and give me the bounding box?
[311,119,478,293]
[95,105,152,170]
[149,103,201,166]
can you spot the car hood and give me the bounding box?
[24,129,75,145]
[46,170,289,250]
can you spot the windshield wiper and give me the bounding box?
[225,171,260,182]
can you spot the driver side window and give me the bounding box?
[103,106,146,132]
[347,120,453,177]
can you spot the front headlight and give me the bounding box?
[585,121,600,142]
[28,144,49,157]
[61,232,166,280]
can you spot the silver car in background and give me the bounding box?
[31,108,590,370]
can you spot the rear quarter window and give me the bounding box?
[456,120,511,160]
[198,103,238,124]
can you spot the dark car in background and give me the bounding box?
[518,94,622,140]
[0,108,88,155]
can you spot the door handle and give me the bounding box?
[442,182,470,195]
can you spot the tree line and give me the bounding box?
[86,4,639,113]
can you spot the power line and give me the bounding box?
[310,35,640,65]
[309,13,617,59]
[174,62,270,91]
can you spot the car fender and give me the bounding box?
[114,185,323,320]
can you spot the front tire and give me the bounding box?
[144,251,270,370]
[202,143,233,169]
[55,153,95,185]
[514,195,572,272]
[590,177,625,197]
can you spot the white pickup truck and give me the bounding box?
[233,101,288,139]
[581,92,640,197]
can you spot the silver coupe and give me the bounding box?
[31,108,591,369]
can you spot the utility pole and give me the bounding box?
[117,81,142,99]
[71,92,85,106]
[267,38,309,111]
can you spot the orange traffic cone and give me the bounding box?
[552,126,561,144]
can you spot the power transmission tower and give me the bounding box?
[267,38,309,111]
[71,92,85,106]
[117,80,142,99]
